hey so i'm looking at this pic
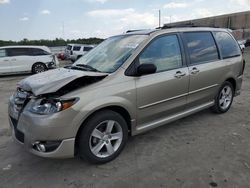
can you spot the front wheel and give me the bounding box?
[32,63,47,74]
[78,110,128,164]
[211,81,234,113]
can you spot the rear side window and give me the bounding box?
[7,48,29,56]
[73,46,81,51]
[0,49,6,58]
[184,32,219,64]
[214,31,241,59]
[31,48,50,56]
[139,34,182,72]
[83,46,93,51]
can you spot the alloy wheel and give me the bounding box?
[34,64,46,73]
[219,85,233,110]
[89,120,123,158]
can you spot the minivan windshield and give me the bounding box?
[73,35,147,73]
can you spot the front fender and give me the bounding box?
[72,96,136,136]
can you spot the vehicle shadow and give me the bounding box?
[0,73,32,79]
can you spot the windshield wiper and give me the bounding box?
[75,64,101,72]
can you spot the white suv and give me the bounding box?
[65,44,94,62]
[0,46,59,75]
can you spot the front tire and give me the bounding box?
[78,110,128,164]
[211,81,234,113]
[32,63,47,74]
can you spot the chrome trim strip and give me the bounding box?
[139,93,189,109]
[188,84,218,95]
[138,84,218,109]
[137,101,214,132]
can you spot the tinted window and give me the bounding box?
[31,48,50,55]
[0,49,6,58]
[214,31,241,59]
[66,45,72,50]
[184,32,219,64]
[7,48,29,56]
[139,35,182,72]
[73,46,81,51]
[83,46,93,51]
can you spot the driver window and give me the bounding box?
[139,35,182,73]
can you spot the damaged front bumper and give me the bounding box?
[45,55,60,69]
[8,94,77,158]
[46,61,57,69]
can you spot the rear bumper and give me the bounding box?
[69,55,77,61]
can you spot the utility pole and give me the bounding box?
[159,10,161,28]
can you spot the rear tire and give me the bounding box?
[211,81,234,113]
[32,63,47,74]
[78,110,128,164]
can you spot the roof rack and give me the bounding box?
[125,29,146,33]
[161,23,221,29]
[161,23,198,29]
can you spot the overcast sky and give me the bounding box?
[0,0,250,40]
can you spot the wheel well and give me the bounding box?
[33,62,45,66]
[32,62,47,69]
[225,78,236,92]
[74,106,132,155]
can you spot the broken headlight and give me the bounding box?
[28,98,77,115]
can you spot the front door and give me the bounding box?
[135,34,189,130]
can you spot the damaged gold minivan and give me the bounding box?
[8,27,245,163]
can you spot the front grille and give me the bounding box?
[10,116,24,143]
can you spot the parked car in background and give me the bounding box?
[57,52,66,60]
[0,46,59,75]
[65,44,94,62]
[9,27,245,163]
[238,40,246,52]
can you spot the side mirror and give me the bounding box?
[136,63,157,76]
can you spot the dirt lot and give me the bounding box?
[0,52,250,188]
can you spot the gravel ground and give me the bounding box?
[0,52,249,188]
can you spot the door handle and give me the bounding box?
[11,59,16,61]
[174,71,186,78]
[3,59,9,62]
[190,67,200,74]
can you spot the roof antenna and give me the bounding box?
[158,9,161,28]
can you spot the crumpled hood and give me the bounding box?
[18,68,109,96]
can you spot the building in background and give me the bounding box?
[163,11,250,40]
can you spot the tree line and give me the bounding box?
[0,38,104,47]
